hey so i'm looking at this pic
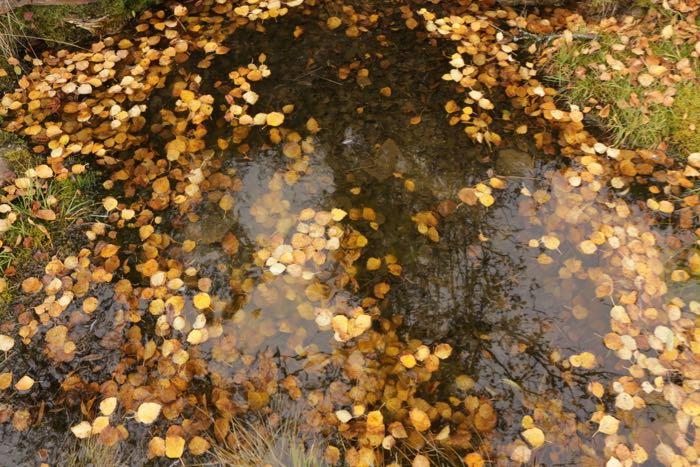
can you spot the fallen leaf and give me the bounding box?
[135,402,162,424]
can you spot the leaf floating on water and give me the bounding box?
[331,208,347,221]
[598,415,620,435]
[569,351,596,369]
[218,194,235,212]
[269,263,286,275]
[511,445,531,463]
[193,293,211,310]
[266,111,285,127]
[579,240,597,255]
[522,427,545,448]
[615,392,635,411]
[434,343,453,359]
[366,257,381,271]
[541,235,560,250]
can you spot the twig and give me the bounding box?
[512,30,600,45]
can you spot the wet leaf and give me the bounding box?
[598,415,620,435]
[335,410,352,423]
[0,372,12,390]
[522,427,545,448]
[434,343,452,359]
[100,397,117,416]
[266,112,285,127]
[327,16,342,30]
[21,277,42,294]
[193,293,211,310]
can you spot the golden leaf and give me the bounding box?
[266,112,285,127]
[522,427,545,448]
[15,375,34,391]
[165,435,185,459]
[598,415,619,435]
[0,334,15,352]
[135,402,162,424]
[193,292,211,310]
[188,436,210,455]
[409,408,430,432]
[71,421,92,439]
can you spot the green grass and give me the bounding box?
[3,173,97,244]
[546,28,699,154]
[0,139,98,283]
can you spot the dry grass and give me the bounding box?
[65,437,124,467]
[0,3,25,61]
[210,401,327,467]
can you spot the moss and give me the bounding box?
[0,287,13,319]
[0,130,23,148]
[0,57,17,92]
[0,135,39,170]
[13,0,156,45]
[670,84,700,155]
